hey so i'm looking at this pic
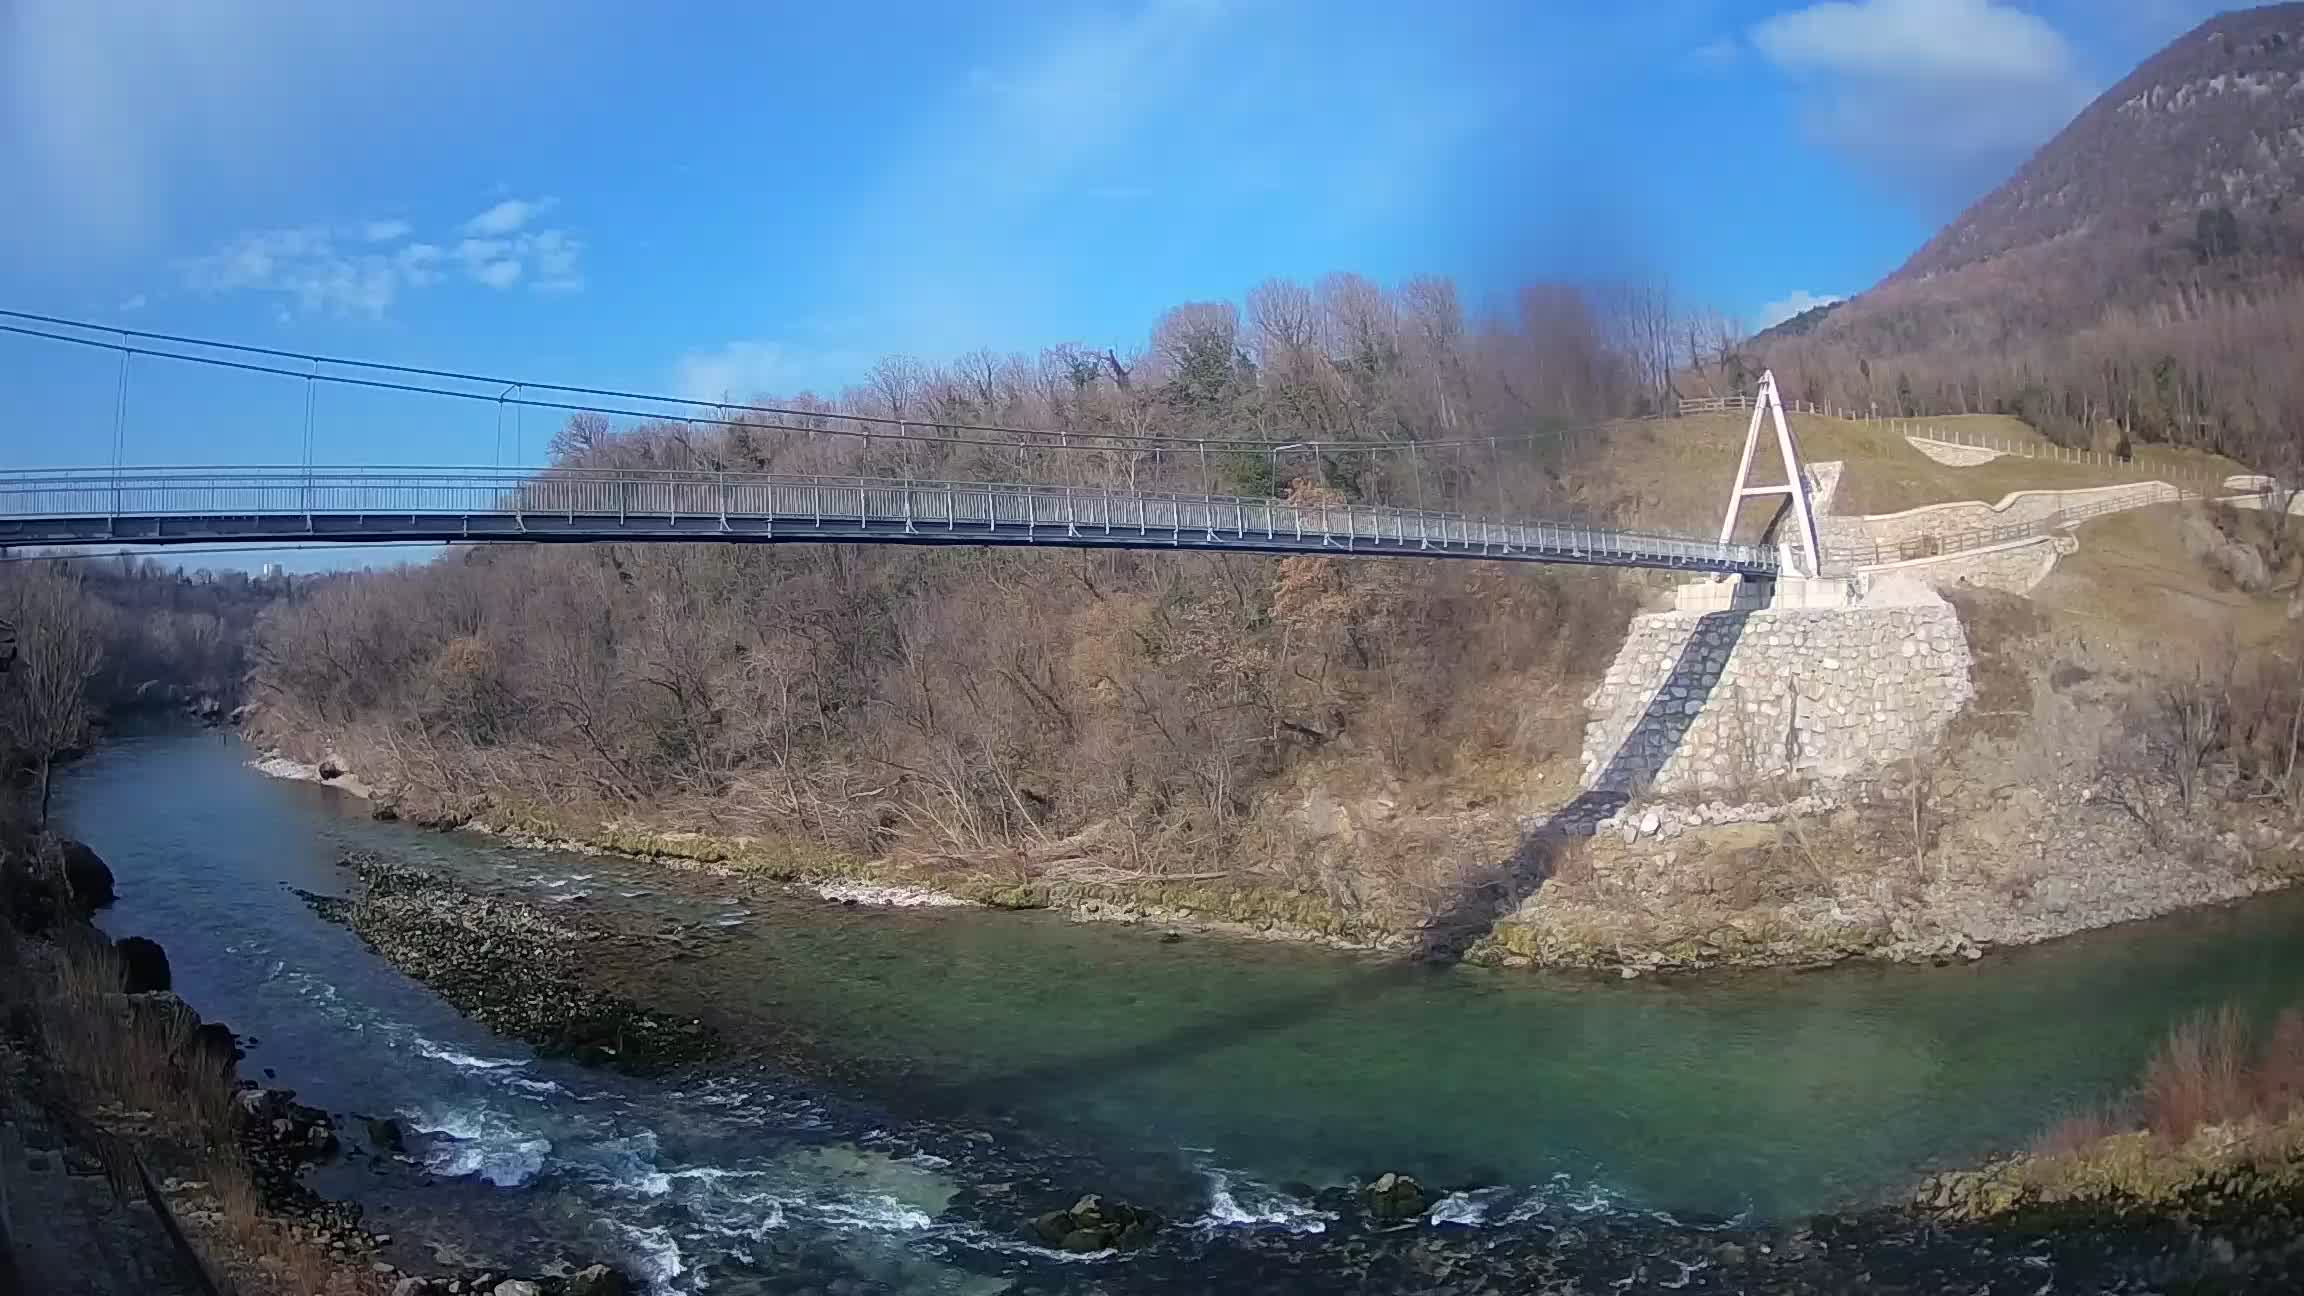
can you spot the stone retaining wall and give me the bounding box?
[1581,599,1974,796]
[1851,483,2177,549]
[1857,535,2073,596]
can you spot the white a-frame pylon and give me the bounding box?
[1716,369,1822,578]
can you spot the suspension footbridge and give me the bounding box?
[0,312,1801,578]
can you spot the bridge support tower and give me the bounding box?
[1716,369,1823,579]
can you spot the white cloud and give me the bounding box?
[464,197,553,236]
[672,339,876,403]
[1757,289,1847,329]
[675,341,798,403]
[1750,0,2097,206]
[472,259,522,289]
[455,237,507,267]
[1754,0,2073,82]
[181,207,585,315]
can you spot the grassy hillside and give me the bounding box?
[1591,411,2246,538]
[2037,504,2294,665]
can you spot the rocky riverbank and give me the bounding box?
[0,832,636,1296]
[251,731,2303,983]
[944,1165,2304,1295]
[301,854,719,1075]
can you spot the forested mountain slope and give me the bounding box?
[1756,4,2304,473]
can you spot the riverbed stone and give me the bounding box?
[491,1282,541,1296]
[1028,1194,1158,1251]
[300,858,719,1075]
[1031,1211,1072,1246]
[1363,1171,1431,1222]
[366,1116,407,1153]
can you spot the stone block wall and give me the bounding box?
[1857,535,2075,597]
[1851,483,2177,549]
[1580,602,1975,796]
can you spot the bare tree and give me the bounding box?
[0,564,107,826]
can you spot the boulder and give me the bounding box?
[58,840,115,912]
[1030,1211,1072,1247]
[190,1021,240,1067]
[391,1279,431,1296]
[114,936,172,993]
[366,1116,407,1154]
[564,1265,627,1296]
[1025,1194,1158,1252]
[2179,511,2272,593]
[1362,1172,1431,1223]
[318,757,346,781]
[492,1282,542,1296]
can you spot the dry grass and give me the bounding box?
[2141,1006,2256,1143]
[1,901,386,1296]
[2031,505,2290,668]
[2031,1103,2130,1160]
[191,1174,387,1296]
[2035,1004,2304,1158]
[1593,411,2241,538]
[32,938,240,1150]
[1984,1003,2304,1213]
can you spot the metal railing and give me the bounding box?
[0,466,1781,575]
[1676,394,1833,418]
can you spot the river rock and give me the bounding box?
[492,1282,541,1296]
[1030,1211,1072,1247]
[564,1264,627,1296]
[1027,1194,1157,1252]
[366,1117,407,1153]
[114,935,172,993]
[59,839,115,911]
[1363,1172,1431,1222]
[390,1279,430,1296]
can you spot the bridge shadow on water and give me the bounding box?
[1413,608,1754,965]
[898,611,1754,1131]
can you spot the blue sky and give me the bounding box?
[0,0,2238,504]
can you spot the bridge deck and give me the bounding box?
[0,468,1779,575]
